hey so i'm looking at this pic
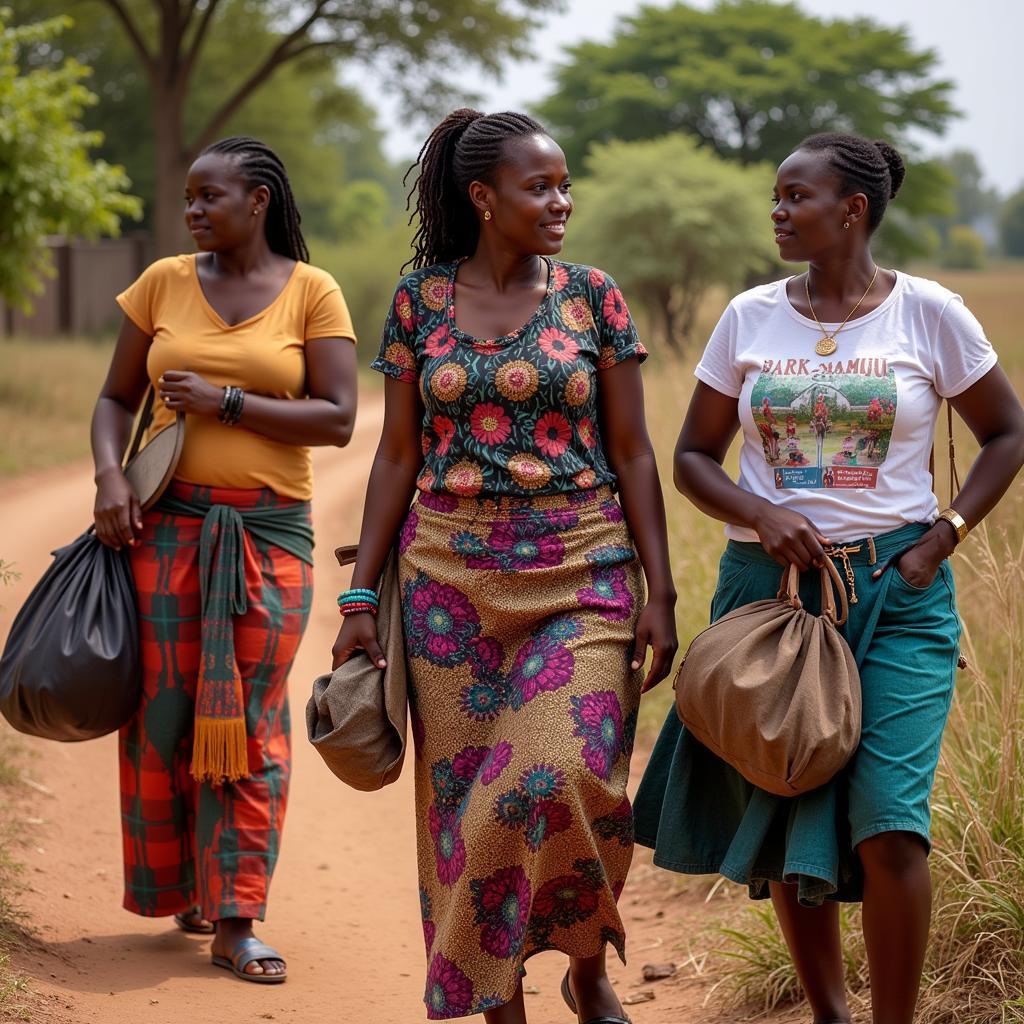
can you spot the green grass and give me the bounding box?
[0,733,32,1022]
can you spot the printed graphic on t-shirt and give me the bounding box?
[750,356,897,489]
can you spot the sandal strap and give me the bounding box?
[229,937,285,971]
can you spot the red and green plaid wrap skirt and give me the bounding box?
[120,482,313,922]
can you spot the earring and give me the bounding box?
[483,210,492,221]
[843,221,850,230]
[253,208,260,216]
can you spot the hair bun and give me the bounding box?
[872,140,906,199]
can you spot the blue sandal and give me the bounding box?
[211,936,287,984]
[174,907,214,934]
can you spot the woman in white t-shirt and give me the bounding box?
[634,133,1024,1023]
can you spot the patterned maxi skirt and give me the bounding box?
[399,486,645,1019]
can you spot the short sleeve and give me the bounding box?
[590,269,648,370]
[306,273,356,343]
[116,260,165,336]
[694,302,744,398]
[370,280,419,384]
[932,295,998,398]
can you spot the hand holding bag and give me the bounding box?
[305,544,408,791]
[674,556,861,797]
[0,386,183,740]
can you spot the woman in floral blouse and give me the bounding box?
[331,109,677,1024]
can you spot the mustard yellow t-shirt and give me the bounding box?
[116,254,356,500]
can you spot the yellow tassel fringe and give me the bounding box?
[191,717,249,785]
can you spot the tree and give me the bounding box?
[1000,188,1024,258]
[537,0,957,264]
[539,0,957,170]
[941,225,985,270]
[21,0,563,255]
[0,13,140,309]
[566,134,777,350]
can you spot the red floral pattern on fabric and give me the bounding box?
[371,261,646,497]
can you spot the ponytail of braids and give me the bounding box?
[203,136,309,262]
[405,108,548,270]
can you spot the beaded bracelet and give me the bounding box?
[338,602,378,617]
[337,588,378,608]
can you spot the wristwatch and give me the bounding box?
[937,508,968,545]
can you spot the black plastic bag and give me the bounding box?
[0,529,140,740]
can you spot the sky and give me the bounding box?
[359,0,1021,195]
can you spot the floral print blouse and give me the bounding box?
[371,259,648,498]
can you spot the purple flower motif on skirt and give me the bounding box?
[452,745,490,781]
[585,543,635,567]
[419,491,459,513]
[570,691,624,780]
[592,798,634,847]
[576,565,634,622]
[420,887,436,952]
[518,763,566,800]
[480,741,513,785]
[469,635,505,679]
[467,518,566,572]
[539,615,583,644]
[470,865,532,959]
[459,679,505,721]
[599,499,624,522]
[508,637,575,709]
[494,788,529,827]
[399,509,419,554]
[404,572,481,667]
[525,798,572,851]
[544,507,579,530]
[429,804,467,887]
[425,953,474,1018]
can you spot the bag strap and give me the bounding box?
[776,556,849,627]
[123,386,156,465]
[929,402,961,506]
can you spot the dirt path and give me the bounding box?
[0,398,794,1024]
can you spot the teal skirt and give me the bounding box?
[634,523,961,906]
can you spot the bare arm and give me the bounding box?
[887,365,1024,586]
[674,382,832,570]
[90,315,152,548]
[157,336,358,447]
[331,376,425,669]
[597,358,678,691]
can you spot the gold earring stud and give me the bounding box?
[484,210,492,221]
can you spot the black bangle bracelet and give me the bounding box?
[229,386,244,424]
[218,386,232,421]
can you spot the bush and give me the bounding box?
[942,226,987,270]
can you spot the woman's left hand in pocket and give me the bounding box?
[884,525,955,589]
[158,370,223,416]
[633,597,679,694]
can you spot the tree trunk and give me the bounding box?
[152,89,189,257]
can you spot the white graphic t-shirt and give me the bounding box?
[696,272,997,543]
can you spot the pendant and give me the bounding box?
[815,335,838,357]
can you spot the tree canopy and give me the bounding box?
[16,0,565,254]
[0,12,140,309]
[566,134,777,349]
[538,0,957,170]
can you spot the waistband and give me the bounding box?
[414,485,617,522]
[725,521,929,569]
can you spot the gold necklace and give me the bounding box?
[804,266,879,356]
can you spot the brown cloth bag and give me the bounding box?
[674,556,861,797]
[305,545,408,791]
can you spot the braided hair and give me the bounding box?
[797,133,906,231]
[405,108,548,270]
[202,136,309,262]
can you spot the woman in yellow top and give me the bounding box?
[90,136,357,983]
